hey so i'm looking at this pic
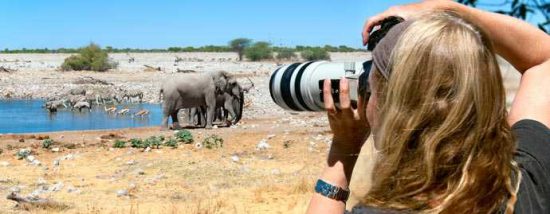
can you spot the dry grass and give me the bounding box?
[0,115,329,214]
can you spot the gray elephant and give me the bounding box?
[159,71,237,129]
[188,78,252,127]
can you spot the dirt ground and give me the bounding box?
[0,52,522,213]
[0,112,333,214]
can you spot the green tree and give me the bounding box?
[276,48,297,60]
[229,38,252,61]
[301,47,330,61]
[458,0,550,33]
[61,43,117,72]
[245,41,273,61]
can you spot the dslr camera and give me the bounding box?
[269,16,403,111]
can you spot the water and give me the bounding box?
[0,100,163,134]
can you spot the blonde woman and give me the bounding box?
[307,0,550,213]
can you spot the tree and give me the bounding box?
[61,43,117,72]
[229,38,252,61]
[458,0,550,33]
[245,41,273,61]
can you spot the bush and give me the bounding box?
[144,136,163,149]
[276,48,297,60]
[245,42,273,61]
[175,130,194,144]
[202,135,224,149]
[42,139,54,149]
[301,48,330,61]
[130,138,144,148]
[112,140,126,148]
[61,43,117,72]
[164,138,179,149]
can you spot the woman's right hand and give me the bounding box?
[362,0,452,46]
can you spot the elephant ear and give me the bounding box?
[212,71,229,94]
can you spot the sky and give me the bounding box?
[0,0,544,49]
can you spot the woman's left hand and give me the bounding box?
[323,78,370,152]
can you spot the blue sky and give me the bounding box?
[0,0,544,49]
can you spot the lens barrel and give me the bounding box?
[269,61,371,111]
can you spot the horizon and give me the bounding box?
[0,0,544,50]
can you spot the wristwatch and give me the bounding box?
[315,179,350,202]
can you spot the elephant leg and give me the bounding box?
[205,95,216,129]
[161,107,171,130]
[187,108,194,126]
[171,111,181,130]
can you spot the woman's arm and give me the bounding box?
[306,78,370,213]
[362,0,550,128]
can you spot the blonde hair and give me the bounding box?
[363,12,520,213]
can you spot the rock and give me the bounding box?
[50,182,64,192]
[266,134,276,139]
[126,160,137,165]
[26,155,36,162]
[30,186,49,197]
[256,139,270,150]
[67,185,80,194]
[9,186,21,193]
[36,177,48,186]
[194,142,203,149]
[0,161,10,167]
[51,147,60,152]
[116,189,129,197]
[62,154,75,160]
[231,155,240,162]
[134,168,145,175]
[144,147,151,152]
[53,159,60,166]
[271,169,281,175]
[31,159,42,166]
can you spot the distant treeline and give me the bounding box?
[0,45,364,54]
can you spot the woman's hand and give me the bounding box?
[323,78,370,152]
[362,0,451,46]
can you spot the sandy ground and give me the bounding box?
[0,52,522,213]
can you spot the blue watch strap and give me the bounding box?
[315,179,350,202]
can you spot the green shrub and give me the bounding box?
[112,140,126,148]
[42,139,54,149]
[61,43,117,72]
[144,136,163,149]
[276,48,297,60]
[130,138,144,148]
[175,130,194,144]
[16,149,31,160]
[245,42,273,61]
[202,135,224,149]
[301,48,330,61]
[164,138,179,149]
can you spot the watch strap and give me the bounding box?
[315,179,350,202]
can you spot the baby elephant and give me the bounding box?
[73,101,91,112]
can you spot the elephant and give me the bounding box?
[187,78,252,127]
[159,71,237,129]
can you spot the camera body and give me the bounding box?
[269,60,372,111]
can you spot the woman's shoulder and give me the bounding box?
[513,119,550,168]
[512,119,550,213]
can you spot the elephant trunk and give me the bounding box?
[234,91,244,124]
[158,89,164,103]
